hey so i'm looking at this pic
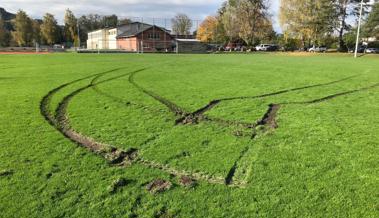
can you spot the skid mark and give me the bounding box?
[40,68,378,188]
[129,70,187,116]
[40,69,244,187]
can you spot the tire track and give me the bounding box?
[219,75,359,102]
[40,68,245,187]
[224,83,379,185]
[40,68,378,188]
[40,68,124,126]
[128,70,188,116]
[282,82,379,105]
[90,72,166,115]
[174,75,358,127]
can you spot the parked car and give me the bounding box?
[308,46,327,53]
[267,45,279,51]
[256,44,278,51]
[365,48,379,53]
[348,46,365,53]
[255,44,271,51]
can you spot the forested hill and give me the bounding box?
[0,8,16,20]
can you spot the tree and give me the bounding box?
[172,13,193,35]
[221,0,240,43]
[77,14,103,43]
[12,10,33,46]
[64,9,78,44]
[363,1,379,39]
[280,0,335,48]
[32,19,42,44]
[218,0,273,46]
[236,0,272,45]
[0,18,11,47]
[197,16,219,42]
[103,15,118,27]
[41,13,59,45]
[118,18,131,26]
[333,0,371,51]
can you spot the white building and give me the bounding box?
[86,23,154,50]
[87,28,118,50]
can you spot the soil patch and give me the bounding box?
[257,104,281,129]
[146,179,172,194]
[179,176,196,188]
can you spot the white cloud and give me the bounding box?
[1,0,281,31]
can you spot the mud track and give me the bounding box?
[40,68,378,188]
[128,70,187,116]
[175,76,358,127]
[90,71,165,114]
[40,69,245,187]
[219,80,379,185]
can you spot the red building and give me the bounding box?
[116,22,173,52]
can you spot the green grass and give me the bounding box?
[0,53,378,217]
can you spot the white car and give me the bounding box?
[255,44,271,51]
[308,46,327,53]
[365,48,378,53]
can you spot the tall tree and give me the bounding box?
[197,16,219,42]
[41,13,59,45]
[0,18,11,47]
[280,0,335,48]
[221,0,240,43]
[219,0,273,45]
[333,0,371,51]
[172,13,193,35]
[12,10,33,46]
[32,19,42,44]
[64,9,78,44]
[103,15,118,27]
[236,0,272,45]
[363,1,379,39]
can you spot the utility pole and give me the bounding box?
[354,0,364,58]
[77,21,81,49]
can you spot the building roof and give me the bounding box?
[116,24,170,39]
[175,39,200,42]
[116,24,152,38]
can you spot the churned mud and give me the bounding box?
[40,68,378,188]
[146,179,172,194]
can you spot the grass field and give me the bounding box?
[0,53,378,217]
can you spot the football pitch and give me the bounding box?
[0,53,378,217]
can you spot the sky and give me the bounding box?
[1,0,281,31]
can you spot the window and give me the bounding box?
[148,33,160,40]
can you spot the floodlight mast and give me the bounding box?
[354,0,364,58]
[77,21,81,49]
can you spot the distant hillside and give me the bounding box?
[0,7,16,20]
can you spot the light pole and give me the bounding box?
[354,0,364,58]
[77,21,81,49]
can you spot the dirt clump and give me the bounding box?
[179,176,196,188]
[146,179,172,194]
[105,148,138,165]
[257,104,281,129]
